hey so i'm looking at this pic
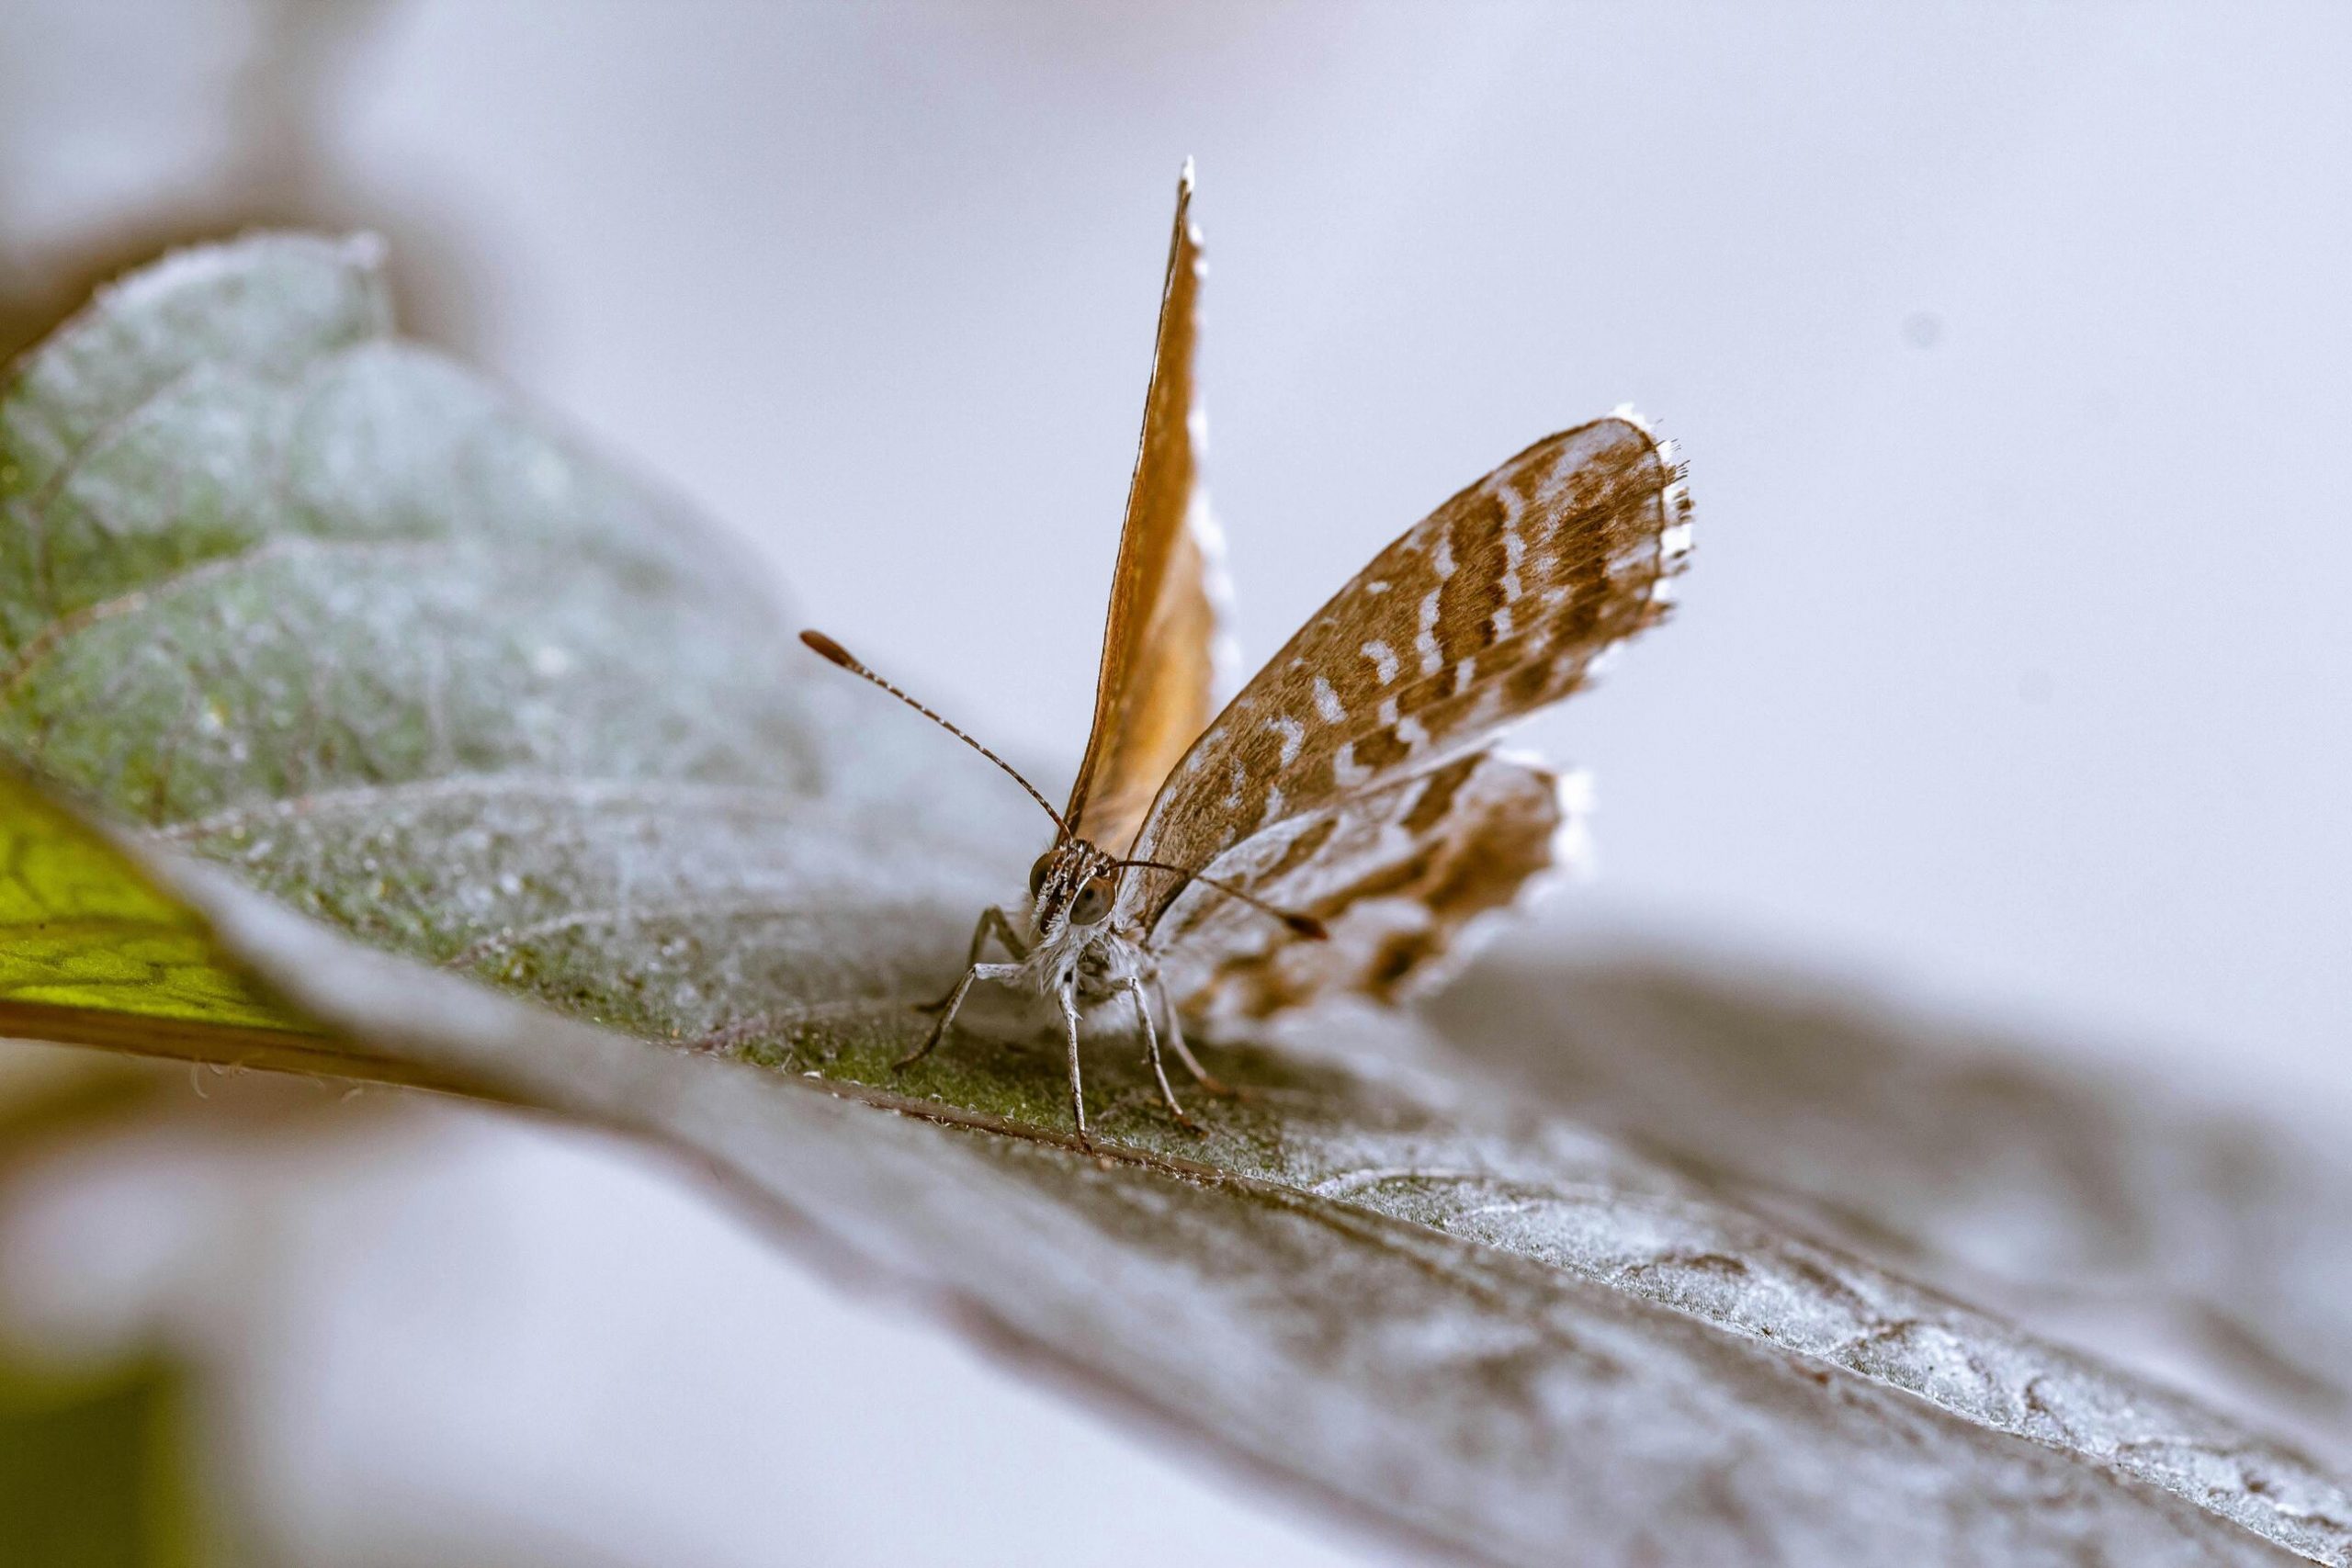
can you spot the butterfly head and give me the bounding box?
[1026,839,1122,941]
[793,630,1326,951]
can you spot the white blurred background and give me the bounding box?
[3,4,2346,1563]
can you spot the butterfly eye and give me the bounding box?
[1027,852,1055,897]
[1069,875,1114,926]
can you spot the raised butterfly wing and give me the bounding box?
[1062,163,1232,855]
[1120,413,1688,933]
[1149,748,1575,1026]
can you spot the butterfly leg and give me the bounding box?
[916,907,1027,1013]
[1057,981,1091,1143]
[1157,977,1235,1097]
[899,961,1023,1068]
[1123,976,1196,1131]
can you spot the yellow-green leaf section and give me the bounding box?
[0,766,320,1049]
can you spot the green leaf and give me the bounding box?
[0,765,307,1032]
[0,1349,202,1568]
[3,234,2346,1565]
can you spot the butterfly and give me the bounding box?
[803,164,1690,1139]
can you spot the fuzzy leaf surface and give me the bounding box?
[1,235,2344,1566]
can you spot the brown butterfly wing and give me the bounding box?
[1121,413,1689,932]
[1063,164,1230,855]
[1149,748,1573,1025]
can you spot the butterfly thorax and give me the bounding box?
[1021,838,1147,998]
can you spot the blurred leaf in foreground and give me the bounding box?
[0,235,2346,1565]
[0,1350,200,1568]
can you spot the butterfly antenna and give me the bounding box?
[799,630,1070,837]
[1113,857,1328,940]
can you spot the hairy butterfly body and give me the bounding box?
[804,164,1690,1140]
